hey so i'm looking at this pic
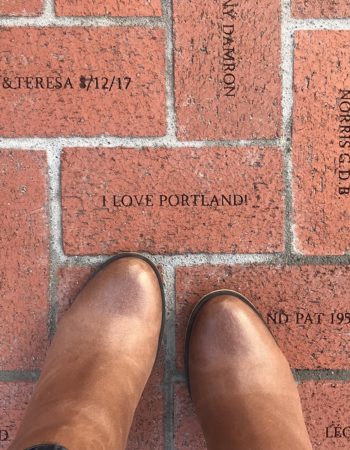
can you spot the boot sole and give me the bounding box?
[184,289,274,398]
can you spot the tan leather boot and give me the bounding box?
[9,253,164,450]
[185,290,313,450]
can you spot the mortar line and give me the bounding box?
[1,15,350,29]
[0,16,165,27]
[293,369,350,382]
[53,253,281,267]
[172,369,350,383]
[162,264,176,450]
[281,0,295,256]
[51,252,350,267]
[0,137,281,149]
[290,18,350,30]
[163,0,176,138]
[0,371,40,382]
[2,367,350,384]
[43,0,55,19]
[172,372,186,384]
[47,145,65,338]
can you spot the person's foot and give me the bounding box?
[9,254,164,450]
[185,291,313,450]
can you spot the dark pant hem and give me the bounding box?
[25,445,69,450]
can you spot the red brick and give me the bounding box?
[174,384,205,450]
[57,265,165,449]
[61,147,284,255]
[56,0,162,17]
[0,0,42,16]
[299,381,350,449]
[173,0,281,140]
[0,28,166,137]
[176,265,350,370]
[0,382,35,448]
[174,381,350,450]
[292,1,350,18]
[293,31,350,255]
[0,150,49,370]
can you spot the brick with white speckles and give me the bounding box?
[300,381,350,449]
[293,31,350,255]
[0,28,166,137]
[0,382,35,449]
[56,0,162,16]
[174,0,282,140]
[0,0,43,16]
[293,0,350,18]
[176,265,350,370]
[0,150,49,371]
[61,147,284,255]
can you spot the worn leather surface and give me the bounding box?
[10,256,163,450]
[188,294,313,450]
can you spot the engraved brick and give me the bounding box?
[173,0,281,140]
[293,31,350,255]
[0,150,49,370]
[61,147,284,255]
[176,265,350,370]
[300,381,350,449]
[57,265,165,450]
[292,0,350,18]
[56,0,162,17]
[0,0,42,16]
[0,28,166,137]
[0,382,35,449]
[174,382,350,450]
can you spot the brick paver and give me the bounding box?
[300,381,350,449]
[176,265,350,370]
[173,0,281,140]
[0,28,166,137]
[293,31,350,255]
[175,381,350,450]
[0,0,42,16]
[0,3,350,450]
[292,0,350,18]
[0,150,49,371]
[0,382,35,449]
[56,0,162,17]
[61,147,284,255]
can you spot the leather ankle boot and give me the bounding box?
[185,290,313,450]
[9,253,164,450]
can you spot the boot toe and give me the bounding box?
[68,254,164,324]
[184,292,313,450]
[186,292,287,397]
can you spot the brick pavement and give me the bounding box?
[0,1,349,449]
